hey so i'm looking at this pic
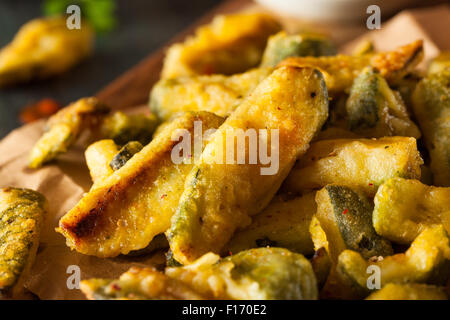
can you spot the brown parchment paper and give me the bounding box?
[0,4,449,300]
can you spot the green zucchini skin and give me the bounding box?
[167,66,329,265]
[337,225,450,295]
[261,31,337,67]
[100,111,158,146]
[222,247,318,300]
[316,185,393,263]
[346,67,420,138]
[412,68,450,187]
[346,68,379,130]
[109,141,143,171]
[0,188,47,298]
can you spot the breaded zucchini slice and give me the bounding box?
[412,68,450,186]
[99,111,159,146]
[225,193,316,255]
[373,177,450,244]
[28,97,109,169]
[0,188,46,298]
[82,248,317,300]
[81,267,204,300]
[0,16,93,87]
[168,66,329,264]
[86,140,145,186]
[337,225,450,294]
[315,185,393,264]
[309,215,329,252]
[366,283,448,300]
[57,112,224,257]
[109,141,143,171]
[428,52,450,74]
[150,67,273,120]
[85,139,119,185]
[166,248,318,300]
[161,13,281,79]
[370,40,424,84]
[283,137,423,196]
[85,140,168,255]
[346,67,420,138]
[278,40,423,94]
[260,31,336,67]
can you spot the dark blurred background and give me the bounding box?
[0,0,222,138]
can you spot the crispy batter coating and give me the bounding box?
[278,40,423,94]
[0,188,46,298]
[0,16,93,87]
[58,112,224,257]
[82,248,318,300]
[28,97,109,169]
[373,177,450,244]
[412,68,450,186]
[337,225,450,296]
[150,67,273,120]
[283,137,423,196]
[85,139,119,185]
[168,66,329,264]
[260,31,336,67]
[161,13,281,78]
[99,111,159,146]
[346,67,421,138]
[81,267,204,300]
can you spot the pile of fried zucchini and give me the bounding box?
[2,13,450,300]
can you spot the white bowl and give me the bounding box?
[256,0,418,23]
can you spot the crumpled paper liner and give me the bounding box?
[0,5,448,300]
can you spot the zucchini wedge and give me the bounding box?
[166,248,318,300]
[98,111,158,146]
[109,141,144,171]
[28,97,109,169]
[315,185,393,264]
[260,31,336,67]
[428,52,450,74]
[309,215,329,252]
[0,17,93,87]
[278,40,423,94]
[373,177,450,244]
[85,140,168,255]
[150,67,273,120]
[370,40,424,84]
[337,225,450,294]
[161,13,281,78]
[412,68,450,186]
[366,283,448,300]
[346,67,420,138]
[57,112,224,257]
[0,188,46,298]
[225,192,316,255]
[283,137,423,196]
[81,267,204,300]
[85,139,119,185]
[167,66,329,264]
[82,248,318,300]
